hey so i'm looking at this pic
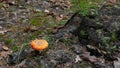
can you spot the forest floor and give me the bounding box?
[0,0,120,68]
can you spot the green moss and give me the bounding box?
[0,34,3,41]
[80,30,87,36]
[71,0,103,16]
[11,45,19,52]
[100,36,118,54]
[30,17,43,26]
[59,38,76,45]
[30,11,46,26]
[111,32,117,41]
[4,38,15,45]
[59,20,67,25]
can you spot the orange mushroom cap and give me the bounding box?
[30,39,48,51]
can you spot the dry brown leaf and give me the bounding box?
[0,30,7,34]
[0,51,12,58]
[86,45,103,57]
[24,26,37,32]
[56,14,68,21]
[0,56,6,66]
[0,42,9,51]
[44,9,50,13]
[107,0,117,4]
[80,52,105,63]
[51,26,64,34]
[2,45,9,51]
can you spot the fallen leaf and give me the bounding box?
[80,52,105,63]
[51,26,64,34]
[0,50,12,58]
[75,55,82,63]
[0,0,7,2]
[0,42,9,51]
[0,30,7,34]
[2,45,9,51]
[44,9,49,13]
[56,14,68,21]
[107,0,116,4]
[24,26,37,32]
[0,56,6,66]
[86,45,103,57]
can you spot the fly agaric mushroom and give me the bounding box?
[30,39,48,51]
